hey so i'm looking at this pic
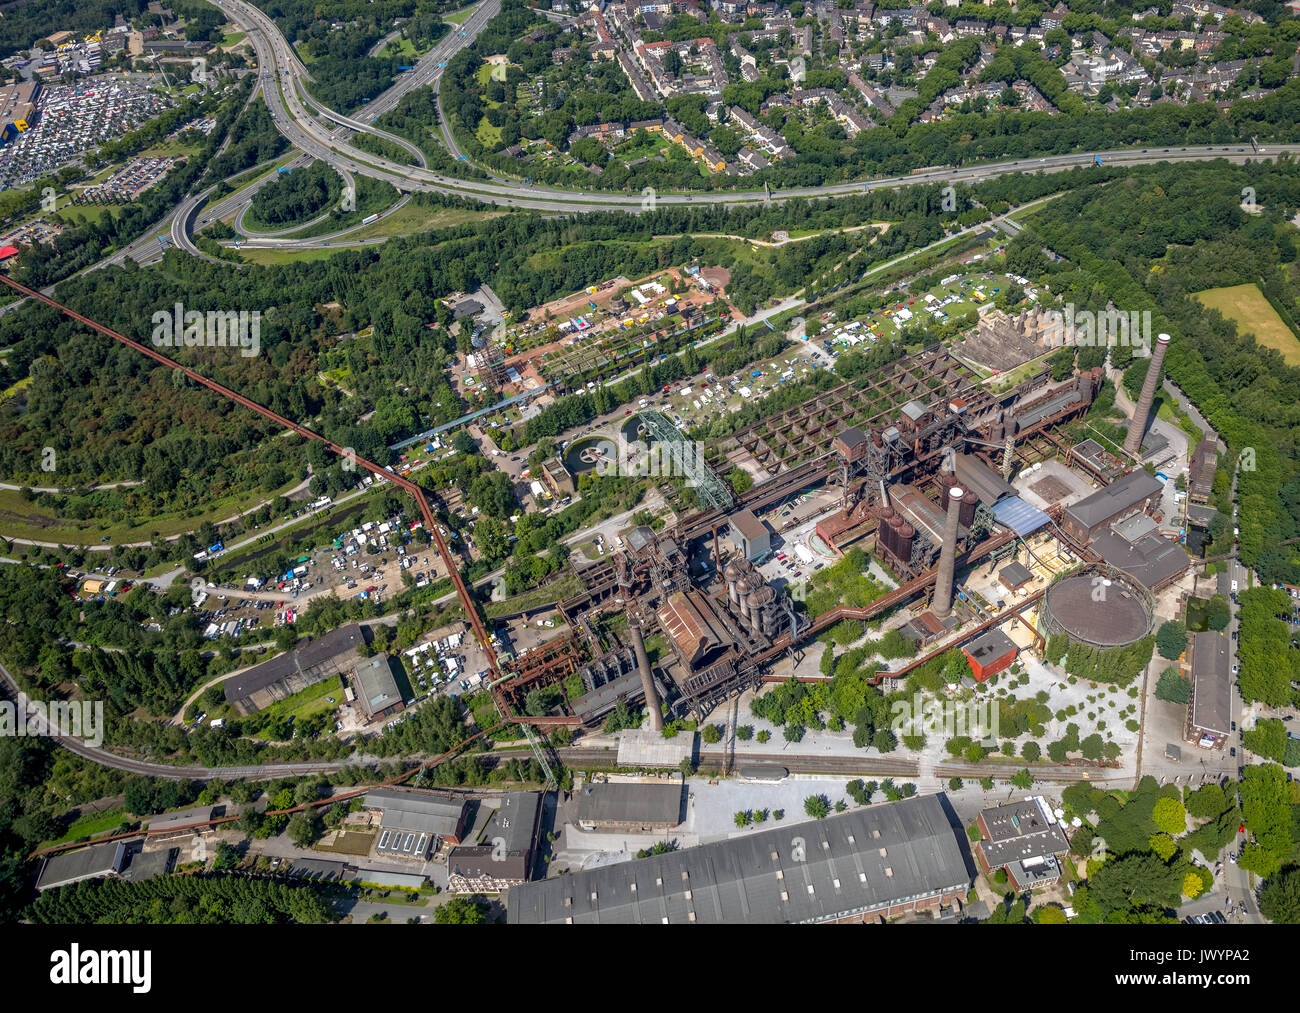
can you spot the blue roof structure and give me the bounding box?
[993,496,1051,537]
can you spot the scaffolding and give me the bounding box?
[638,410,733,511]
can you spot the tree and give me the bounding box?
[1155,666,1191,704]
[1022,741,1041,762]
[804,794,830,820]
[287,811,321,848]
[1010,769,1033,789]
[1156,620,1187,660]
[1152,796,1187,836]
[1260,867,1300,924]
[701,723,722,745]
[434,895,488,924]
[1205,595,1231,631]
[212,841,239,870]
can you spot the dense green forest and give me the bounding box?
[247,160,342,227]
[0,0,145,56]
[30,872,338,923]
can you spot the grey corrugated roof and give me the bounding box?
[576,782,683,826]
[963,628,1017,666]
[364,787,466,836]
[1089,528,1189,591]
[145,805,215,832]
[36,840,128,891]
[1190,631,1232,737]
[495,791,542,854]
[954,453,1012,505]
[999,560,1033,587]
[1065,468,1162,530]
[353,654,401,714]
[224,623,364,704]
[508,794,971,924]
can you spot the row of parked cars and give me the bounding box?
[1182,911,1228,924]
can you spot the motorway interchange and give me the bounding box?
[99,0,1300,264]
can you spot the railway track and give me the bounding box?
[554,745,1120,783]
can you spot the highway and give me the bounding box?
[213,0,1300,215]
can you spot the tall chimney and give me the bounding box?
[1123,333,1170,458]
[629,621,662,731]
[932,486,963,618]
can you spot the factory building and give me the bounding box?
[447,791,543,893]
[961,628,1018,681]
[508,794,974,924]
[575,781,684,832]
[0,80,40,144]
[1187,437,1218,506]
[727,507,770,561]
[223,624,367,715]
[362,787,468,859]
[351,654,404,721]
[1061,468,1165,543]
[1185,631,1232,749]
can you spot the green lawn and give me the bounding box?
[314,829,376,855]
[444,4,477,25]
[1193,283,1300,366]
[59,204,117,227]
[376,35,419,59]
[234,246,347,266]
[250,675,343,739]
[40,808,132,848]
[476,116,502,149]
[345,204,504,241]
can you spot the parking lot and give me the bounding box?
[76,155,181,203]
[0,79,175,185]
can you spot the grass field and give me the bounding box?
[376,35,419,59]
[234,245,346,266]
[1194,282,1300,365]
[0,472,306,547]
[343,204,501,240]
[250,675,343,738]
[40,808,131,848]
[444,4,477,25]
[234,207,505,264]
[315,829,376,856]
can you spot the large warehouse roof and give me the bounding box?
[1089,528,1189,591]
[1190,631,1232,737]
[363,787,466,837]
[508,794,972,924]
[992,496,1051,537]
[576,782,683,827]
[36,840,128,891]
[223,623,365,705]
